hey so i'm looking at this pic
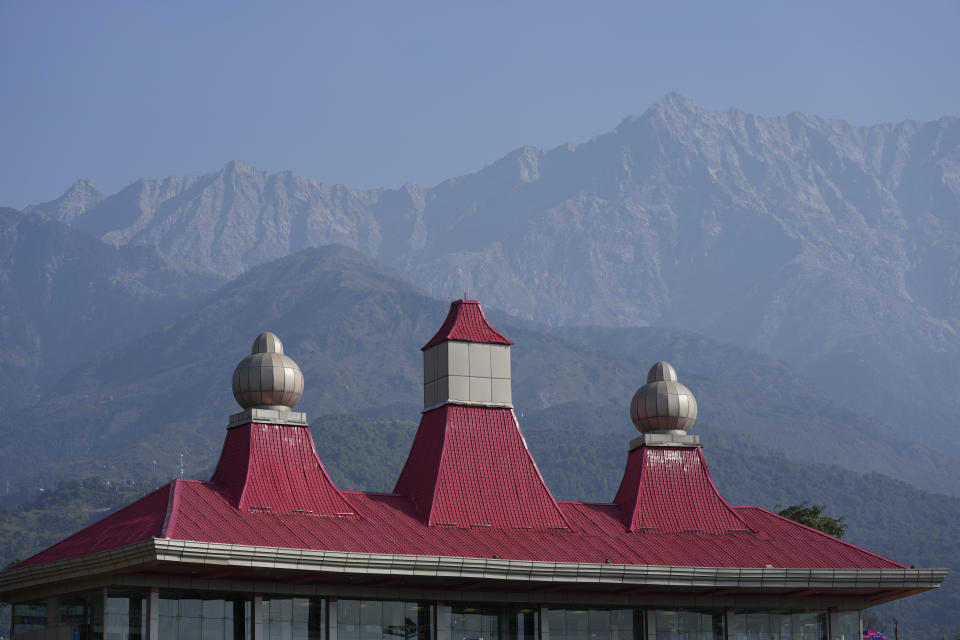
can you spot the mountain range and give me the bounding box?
[0,244,955,501]
[3,94,959,633]
[26,94,960,459]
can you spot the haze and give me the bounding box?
[1,0,958,208]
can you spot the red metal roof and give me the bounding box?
[394,405,570,530]
[209,422,359,518]
[614,446,752,533]
[421,300,513,350]
[16,482,172,568]
[15,426,906,572]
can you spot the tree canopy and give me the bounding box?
[776,501,847,538]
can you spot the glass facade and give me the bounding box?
[11,601,47,636]
[833,612,860,640]
[450,604,537,640]
[338,599,431,640]
[263,596,325,640]
[8,590,861,640]
[734,612,828,640]
[107,589,146,640]
[654,610,724,640]
[158,591,250,640]
[60,589,106,640]
[548,607,637,640]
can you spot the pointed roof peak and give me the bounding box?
[422,299,513,350]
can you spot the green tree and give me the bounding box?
[776,501,847,538]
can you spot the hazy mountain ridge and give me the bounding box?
[28,95,960,450]
[0,207,222,412]
[1,246,957,499]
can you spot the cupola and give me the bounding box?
[421,299,513,409]
[211,331,358,517]
[396,300,569,530]
[614,361,751,533]
[229,331,307,427]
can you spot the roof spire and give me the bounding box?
[422,300,513,409]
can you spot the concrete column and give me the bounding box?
[828,608,841,640]
[102,588,110,640]
[436,601,451,640]
[251,593,264,640]
[725,608,736,640]
[145,587,160,640]
[45,596,57,630]
[645,607,656,640]
[328,597,338,640]
[539,605,549,640]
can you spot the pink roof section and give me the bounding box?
[16,482,173,568]
[614,446,752,534]
[9,299,908,574]
[394,405,570,530]
[209,422,359,518]
[15,423,907,571]
[421,300,513,350]
[18,472,905,570]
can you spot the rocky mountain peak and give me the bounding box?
[25,178,105,225]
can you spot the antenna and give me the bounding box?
[179,453,185,478]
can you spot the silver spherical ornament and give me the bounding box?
[630,361,697,433]
[232,332,304,409]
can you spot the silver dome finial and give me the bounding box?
[630,361,697,434]
[232,331,304,410]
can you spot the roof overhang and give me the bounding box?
[1,538,947,605]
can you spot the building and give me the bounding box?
[0,300,946,640]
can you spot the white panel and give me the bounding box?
[436,376,449,404]
[491,378,512,405]
[448,375,470,401]
[424,345,438,384]
[491,345,511,379]
[436,342,449,379]
[468,343,492,377]
[447,342,469,376]
[469,376,492,403]
[424,381,437,408]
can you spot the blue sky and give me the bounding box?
[1,0,957,207]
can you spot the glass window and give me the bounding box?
[263,596,324,640]
[734,612,827,640]
[654,609,723,640]
[60,589,106,640]
[450,604,537,640]
[834,612,859,640]
[158,589,250,640]
[107,588,147,640]
[549,608,638,640]
[339,599,430,640]
[12,601,47,636]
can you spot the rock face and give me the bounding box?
[27,94,960,446]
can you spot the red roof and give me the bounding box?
[421,300,513,350]
[15,424,906,571]
[614,445,752,533]
[394,405,570,530]
[7,299,908,575]
[209,422,359,518]
[16,482,172,568]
